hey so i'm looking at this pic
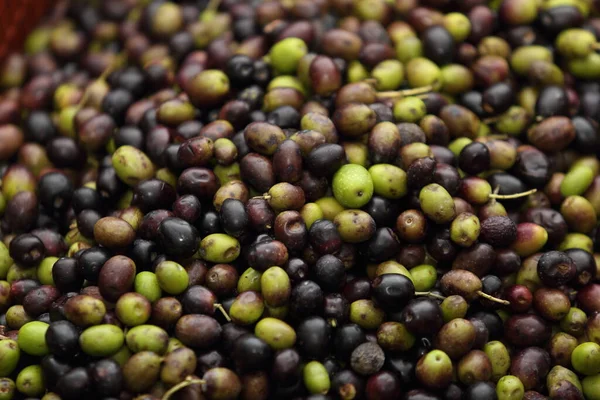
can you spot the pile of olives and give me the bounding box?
[1,0,600,399]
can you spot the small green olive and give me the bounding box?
[269,38,308,74]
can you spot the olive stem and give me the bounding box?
[489,188,537,199]
[476,291,510,305]
[415,291,446,301]
[214,303,232,322]
[202,0,222,17]
[252,194,271,200]
[377,84,435,98]
[488,134,509,141]
[487,185,500,206]
[76,53,126,110]
[362,78,378,86]
[162,376,205,400]
[482,116,501,125]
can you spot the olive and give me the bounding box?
[537,251,576,287]
[296,316,331,360]
[231,333,272,373]
[482,82,514,115]
[9,234,45,267]
[89,359,123,397]
[0,339,20,377]
[306,143,346,178]
[64,294,106,327]
[527,116,575,153]
[15,364,45,397]
[203,367,242,400]
[93,217,136,249]
[459,142,490,175]
[371,274,415,311]
[98,256,136,302]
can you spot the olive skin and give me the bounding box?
[240,153,276,193]
[296,316,332,360]
[98,256,136,302]
[232,334,273,373]
[401,298,444,336]
[93,217,136,249]
[175,314,222,350]
[510,347,551,391]
[89,359,123,397]
[537,251,576,287]
[45,320,80,359]
[309,219,342,255]
[273,139,303,183]
[5,2,600,398]
[371,274,415,311]
[158,217,199,258]
[419,184,456,224]
[290,280,324,319]
[504,314,552,347]
[306,143,346,178]
[527,117,575,153]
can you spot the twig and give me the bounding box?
[162,376,205,400]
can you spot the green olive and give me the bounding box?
[200,234,241,263]
[230,291,264,325]
[79,325,125,357]
[260,266,291,307]
[333,209,376,243]
[155,260,189,295]
[112,145,155,187]
[134,271,162,303]
[255,317,296,350]
[410,264,437,291]
[393,97,427,123]
[315,197,345,221]
[561,165,594,197]
[269,38,308,74]
[496,375,525,400]
[238,268,262,293]
[450,213,480,247]
[125,324,169,355]
[36,256,57,286]
[371,60,404,91]
[332,164,374,208]
[350,299,385,330]
[300,203,324,229]
[511,45,553,76]
[406,57,442,89]
[483,341,511,382]
[583,374,600,400]
[115,292,151,327]
[443,12,471,42]
[303,361,330,395]
[556,28,597,59]
[419,184,456,224]
[17,321,49,356]
[572,342,600,375]
[368,164,407,200]
[0,339,20,377]
[16,365,44,397]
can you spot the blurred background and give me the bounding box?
[0,0,56,61]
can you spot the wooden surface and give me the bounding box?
[0,0,52,61]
